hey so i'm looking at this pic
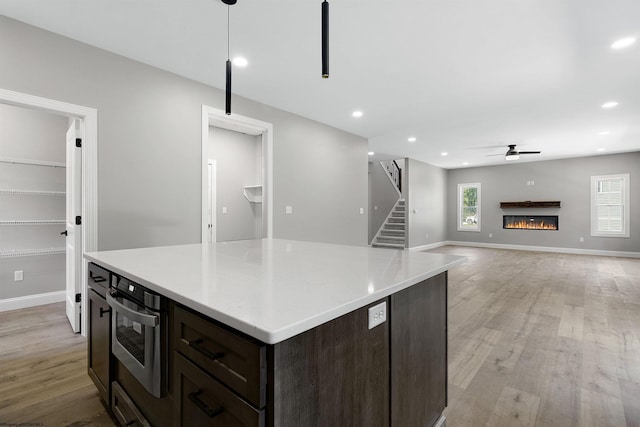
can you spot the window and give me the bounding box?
[457,183,481,232]
[591,174,630,237]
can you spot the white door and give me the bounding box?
[65,119,82,332]
[207,160,217,243]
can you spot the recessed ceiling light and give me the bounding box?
[408,137,416,142]
[601,101,619,109]
[352,110,363,118]
[368,151,375,156]
[596,148,606,152]
[441,152,448,156]
[599,131,610,135]
[611,37,636,50]
[462,162,469,166]
[232,57,248,67]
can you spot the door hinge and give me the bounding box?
[75,216,81,225]
[75,293,81,303]
[75,138,82,148]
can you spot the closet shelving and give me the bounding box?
[0,156,66,168]
[0,156,66,259]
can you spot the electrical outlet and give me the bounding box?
[489,233,493,238]
[285,205,293,214]
[14,270,23,281]
[360,207,364,214]
[580,237,584,242]
[222,207,228,214]
[426,233,429,239]
[368,301,387,330]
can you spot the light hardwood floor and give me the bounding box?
[429,246,640,427]
[1,247,638,426]
[0,302,115,426]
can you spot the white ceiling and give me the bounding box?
[2,0,639,168]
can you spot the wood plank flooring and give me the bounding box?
[0,302,115,426]
[1,247,638,426]
[430,246,640,427]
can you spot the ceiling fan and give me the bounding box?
[487,144,541,161]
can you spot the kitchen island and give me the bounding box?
[85,239,465,427]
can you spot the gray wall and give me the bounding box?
[0,104,67,298]
[406,158,448,248]
[447,152,640,253]
[208,127,262,241]
[368,161,400,243]
[0,16,368,250]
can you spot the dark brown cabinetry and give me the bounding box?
[173,305,266,426]
[88,261,448,427]
[87,263,112,405]
[391,272,447,427]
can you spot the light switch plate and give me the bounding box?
[14,270,23,281]
[285,206,293,214]
[368,301,386,329]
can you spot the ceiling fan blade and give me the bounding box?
[518,151,541,154]
[485,153,505,157]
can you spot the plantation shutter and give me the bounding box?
[595,177,624,233]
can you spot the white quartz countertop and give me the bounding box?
[84,239,465,344]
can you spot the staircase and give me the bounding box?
[372,199,406,249]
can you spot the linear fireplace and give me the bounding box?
[503,215,559,230]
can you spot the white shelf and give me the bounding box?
[0,156,66,168]
[0,247,66,258]
[243,185,263,203]
[0,189,66,197]
[0,220,65,225]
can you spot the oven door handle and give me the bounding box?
[106,291,159,327]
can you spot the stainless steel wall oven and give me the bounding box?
[107,274,168,398]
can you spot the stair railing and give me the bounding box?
[381,160,402,194]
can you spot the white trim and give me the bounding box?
[457,182,481,232]
[408,241,449,252]
[201,105,273,242]
[0,88,98,337]
[0,291,66,312]
[591,173,630,238]
[443,241,640,259]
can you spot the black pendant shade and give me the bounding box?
[222,0,235,115]
[322,0,329,78]
[225,59,232,115]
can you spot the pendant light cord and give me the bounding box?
[227,5,230,60]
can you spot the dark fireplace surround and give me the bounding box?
[503,215,559,231]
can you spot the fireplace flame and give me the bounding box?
[504,219,558,230]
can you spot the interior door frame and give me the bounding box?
[207,160,217,243]
[201,105,273,242]
[0,88,98,337]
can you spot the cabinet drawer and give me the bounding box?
[174,305,266,408]
[174,352,265,427]
[88,263,110,297]
[112,381,151,427]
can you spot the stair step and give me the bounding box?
[376,236,404,244]
[384,224,405,230]
[372,242,405,249]
[391,212,404,217]
[381,230,405,237]
[388,218,405,224]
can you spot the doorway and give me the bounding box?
[0,88,98,336]
[201,105,273,243]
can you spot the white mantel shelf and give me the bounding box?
[84,239,465,344]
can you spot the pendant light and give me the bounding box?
[222,0,236,115]
[322,0,329,78]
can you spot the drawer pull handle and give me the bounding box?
[91,275,106,283]
[99,307,111,318]
[188,339,225,361]
[188,390,224,418]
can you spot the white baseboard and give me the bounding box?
[442,240,640,259]
[408,241,449,252]
[0,290,66,312]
